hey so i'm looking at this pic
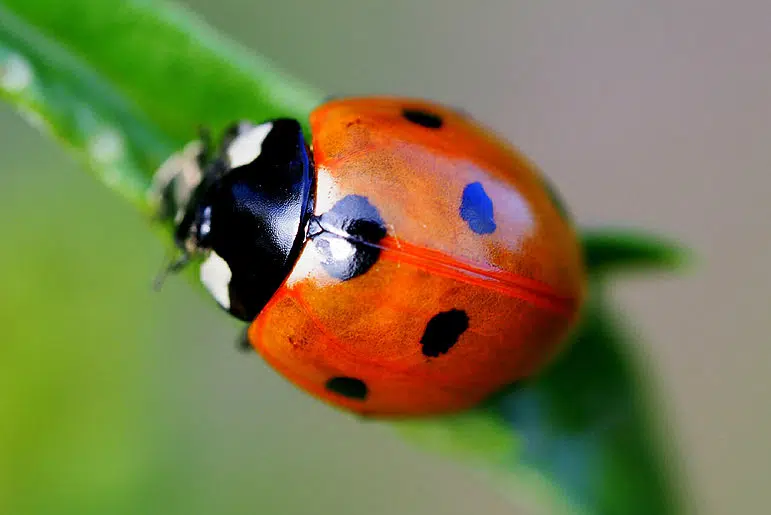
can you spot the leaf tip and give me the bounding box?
[581,227,694,277]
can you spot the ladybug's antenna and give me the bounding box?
[152,250,191,292]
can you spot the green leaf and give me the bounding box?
[0,0,322,211]
[393,405,519,465]
[582,227,690,276]
[0,1,687,514]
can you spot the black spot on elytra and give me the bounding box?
[311,195,387,281]
[402,108,443,129]
[460,182,496,234]
[325,376,368,400]
[236,326,253,353]
[420,309,469,357]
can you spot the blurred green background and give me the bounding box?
[1,1,769,514]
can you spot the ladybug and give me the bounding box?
[150,97,586,417]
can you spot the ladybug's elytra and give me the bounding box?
[150,97,586,417]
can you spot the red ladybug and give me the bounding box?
[151,97,586,417]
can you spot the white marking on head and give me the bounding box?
[200,251,232,310]
[226,122,273,168]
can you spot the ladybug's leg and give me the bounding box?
[236,325,254,353]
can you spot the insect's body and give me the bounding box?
[153,97,586,417]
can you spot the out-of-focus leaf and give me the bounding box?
[393,405,518,465]
[582,228,690,276]
[0,0,322,210]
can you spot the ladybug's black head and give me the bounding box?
[150,119,314,321]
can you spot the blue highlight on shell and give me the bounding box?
[460,182,496,234]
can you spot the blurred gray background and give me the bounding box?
[1,1,768,514]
